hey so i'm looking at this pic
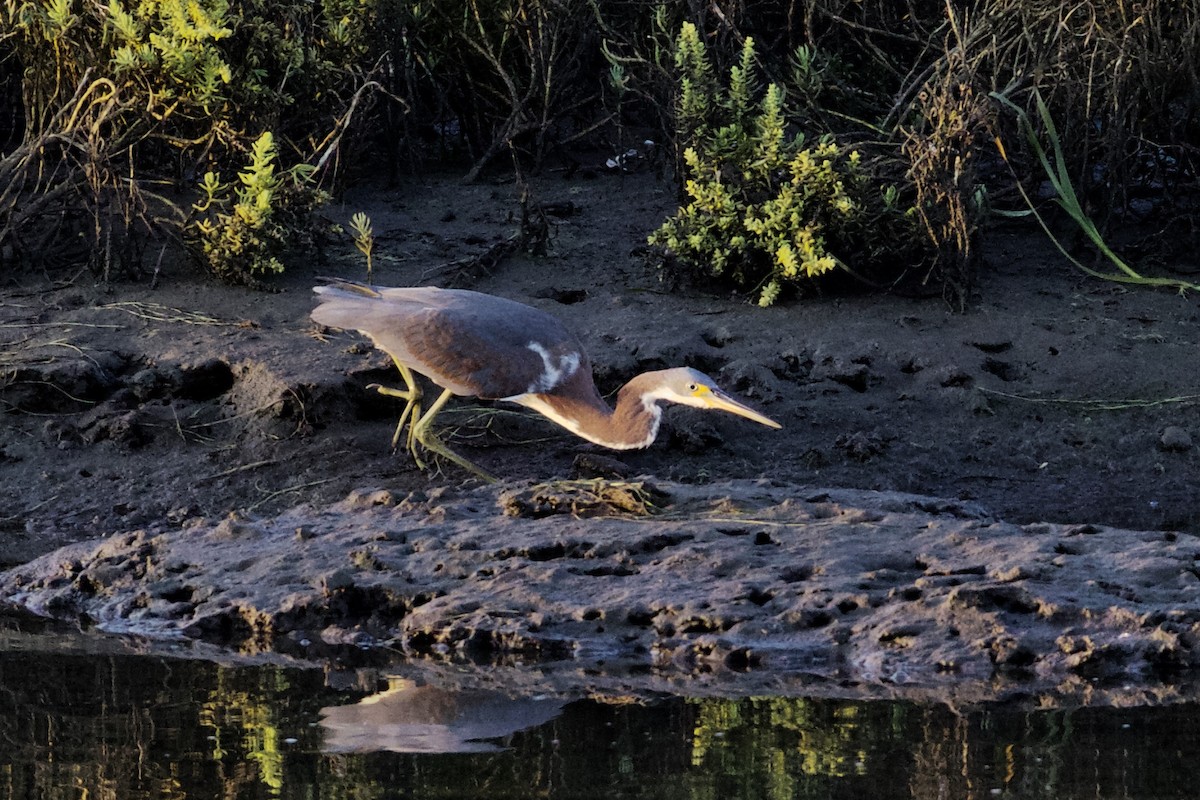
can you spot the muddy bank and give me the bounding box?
[3,478,1198,702]
[4,171,1200,703]
[5,173,1200,570]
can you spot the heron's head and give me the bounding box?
[647,367,781,429]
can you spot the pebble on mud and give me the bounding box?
[1158,426,1192,452]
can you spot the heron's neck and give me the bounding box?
[514,373,664,450]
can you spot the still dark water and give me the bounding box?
[2,617,1198,799]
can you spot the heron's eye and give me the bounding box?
[687,383,699,392]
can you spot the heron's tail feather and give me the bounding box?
[313,277,383,299]
[311,295,411,335]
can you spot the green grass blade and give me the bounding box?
[990,89,1200,294]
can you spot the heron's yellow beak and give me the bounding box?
[706,388,782,429]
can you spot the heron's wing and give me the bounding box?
[312,286,588,398]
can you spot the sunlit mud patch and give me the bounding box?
[3,480,1200,702]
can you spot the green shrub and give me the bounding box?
[189,132,325,284]
[1,0,377,280]
[650,23,916,306]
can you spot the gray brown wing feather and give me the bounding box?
[312,285,588,399]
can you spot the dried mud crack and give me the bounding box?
[3,479,1199,700]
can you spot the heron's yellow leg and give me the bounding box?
[410,388,497,483]
[366,359,423,451]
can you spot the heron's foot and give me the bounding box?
[376,385,494,482]
[410,424,497,483]
[367,382,421,451]
[368,383,412,401]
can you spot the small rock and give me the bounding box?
[149,578,189,599]
[982,357,1024,382]
[209,513,257,540]
[345,487,399,508]
[130,368,168,401]
[43,419,82,446]
[718,359,782,401]
[834,431,887,462]
[167,505,200,524]
[1159,426,1192,452]
[571,452,632,479]
[967,392,993,416]
[968,339,1013,354]
[319,569,355,593]
[82,410,149,448]
[700,325,734,347]
[934,365,972,388]
[817,361,871,393]
[320,625,374,646]
[155,601,197,619]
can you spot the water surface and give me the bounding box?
[1,614,1196,799]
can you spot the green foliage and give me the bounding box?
[672,20,716,147]
[7,0,1198,293]
[993,89,1200,294]
[651,23,915,306]
[1,0,380,278]
[107,0,234,111]
[349,211,375,283]
[8,0,368,136]
[190,132,323,283]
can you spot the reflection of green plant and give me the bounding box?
[691,697,867,777]
[190,132,321,283]
[687,696,900,800]
[650,23,914,306]
[200,666,292,795]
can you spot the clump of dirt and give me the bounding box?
[499,479,669,518]
[3,170,1200,700]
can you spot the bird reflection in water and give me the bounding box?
[319,680,566,754]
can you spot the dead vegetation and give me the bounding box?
[500,479,669,519]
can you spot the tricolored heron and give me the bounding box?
[311,279,781,481]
